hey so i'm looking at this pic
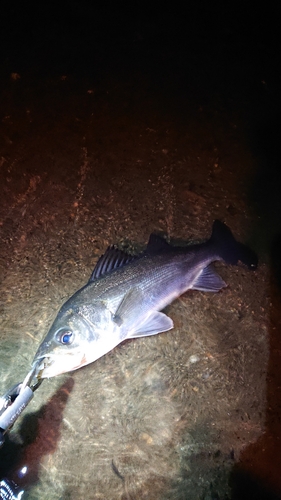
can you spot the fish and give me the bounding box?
[31,220,257,379]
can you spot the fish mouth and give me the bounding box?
[32,355,50,379]
[20,357,46,393]
[30,354,59,379]
[31,352,87,378]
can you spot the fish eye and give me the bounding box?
[56,329,74,345]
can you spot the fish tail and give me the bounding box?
[210,220,258,270]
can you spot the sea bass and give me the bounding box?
[31,221,257,378]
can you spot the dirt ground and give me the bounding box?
[0,3,280,500]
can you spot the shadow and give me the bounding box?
[230,469,281,500]
[0,377,74,490]
[229,234,281,500]
[248,112,281,256]
[229,110,281,496]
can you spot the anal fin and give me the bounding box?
[191,265,226,292]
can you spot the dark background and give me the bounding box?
[1,1,280,237]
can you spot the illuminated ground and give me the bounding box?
[0,4,280,499]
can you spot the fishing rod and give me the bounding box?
[0,368,42,500]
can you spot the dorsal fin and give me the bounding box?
[89,246,137,281]
[89,233,171,282]
[146,233,171,255]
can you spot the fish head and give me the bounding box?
[32,302,118,378]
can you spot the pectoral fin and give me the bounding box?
[113,288,173,339]
[113,288,144,326]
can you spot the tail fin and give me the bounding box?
[210,220,258,270]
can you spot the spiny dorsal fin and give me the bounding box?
[89,233,171,282]
[89,247,137,281]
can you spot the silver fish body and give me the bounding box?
[32,221,257,378]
